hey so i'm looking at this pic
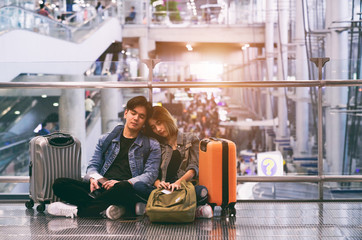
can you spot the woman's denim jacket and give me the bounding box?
[159,131,199,182]
[83,127,161,186]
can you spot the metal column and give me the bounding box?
[265,0,275,151]
[276,0,289,140]
[325,0,349,175]
[294,0,310,155]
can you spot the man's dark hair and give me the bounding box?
[126,96,152,119]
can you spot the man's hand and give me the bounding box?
[90,178,100,192]
[102,180,120,190]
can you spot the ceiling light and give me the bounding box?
[153,0,163,7]
[242,44,250,50]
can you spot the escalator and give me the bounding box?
[0,96,34,132]
[0,96,59,178]
[0,91,101,178]
[0,5,122,82]
[0,136,29,193]
[0,96,59,134]
[0,134,29,175]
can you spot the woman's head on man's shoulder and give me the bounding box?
[145,106,178,141]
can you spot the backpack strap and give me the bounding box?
[101,125,123,157]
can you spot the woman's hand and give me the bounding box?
[156,181,170,189]
[102,180,120,190]
[168,181,181,192]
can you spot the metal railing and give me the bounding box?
[0,80,362,181]
[0,76,361,201]
[123,0,270,26]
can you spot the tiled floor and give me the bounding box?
[0,202,361,239]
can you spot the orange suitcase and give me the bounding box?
[199,137,237,216]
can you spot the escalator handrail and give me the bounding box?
[0,98,21,120]
[0,5,73,30]
[0,4,117,41]
[0,139,28,152]
[63,5,111,25]
[68,4,117,29]
[0,5,73,39]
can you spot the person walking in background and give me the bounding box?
[47,96,161,220]
[37,3,54,19]
[136,105,213,218]
[85,95,95,126]
[96,1,103,13]
[85,95,95,116]
[37,121,52,135]
[36,113,59,136]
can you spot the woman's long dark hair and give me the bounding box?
[145,106,178,143]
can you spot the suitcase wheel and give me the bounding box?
[228,203,236,217]
[220,204,236,217]
[36,203,46,213]
[229,206,236,217]
[25,199,34,209]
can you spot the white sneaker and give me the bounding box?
[105,205,126,220]
[195,204,213,219]
[47,202,78,218]
[135,202,146,216]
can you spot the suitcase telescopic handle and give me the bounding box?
[46,133,75,147]
[200,138,211,152]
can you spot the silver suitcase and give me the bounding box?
[25,132,81,212]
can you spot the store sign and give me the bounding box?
[257,151,283,176]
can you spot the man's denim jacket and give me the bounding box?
[159,131,199,182]
[83,127,161,186]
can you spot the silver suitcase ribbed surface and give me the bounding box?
[28,132,81,206]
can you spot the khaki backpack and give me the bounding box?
[146,180,196,223]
